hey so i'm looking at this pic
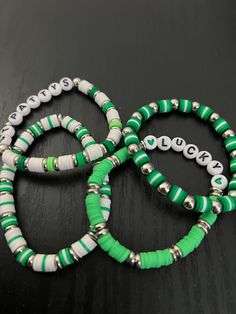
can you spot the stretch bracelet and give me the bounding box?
[0,76,122,158]
[123,100,236,213]
[85,147,218,269]
[0,123,111,272]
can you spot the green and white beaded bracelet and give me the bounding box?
[0,77,122,164]
[85,147,218,269]
[123,100,236,214]
[0,122,112,272]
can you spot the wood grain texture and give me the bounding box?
[0,1,236,313]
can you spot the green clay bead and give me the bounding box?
[100,184,111,196]
[230,159,236,173]
[132,150,151,168]
[11,148,22,155]
[46,157,56,172]
[75,152,87,167]
[138,105,154,121]
[102,101,115,113]
[157,100,173,113]
[88,159,114,186]
[168,185,187,205]
[218,195,236,212]
[213,118,230,135]
[200,210,217,225]
[196,105,213,121]
[0,181,13,193]
[86,194,105,226]
[75,127,89,140]
[88,85,100,98]
[28,122,43,138]
[228,178,236,191]
[58,248,75,267]
[16,248,35,266]
[126,117,142,132]
[124,132,140,146]
[16,156,27,171]
[109,119,122,130]
[102,139,115,153]
[179,99,192,113]
[146,170,165,187]
[140,249,173,269]
[194,195,212,212]
[114,147,130,165]
[224,136,236,152]
[0,215,18,230]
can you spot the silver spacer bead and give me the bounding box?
[4,224,18,233]
[72,154,78,167]
[169,245,182,262]
[197,219,211,234]
[69,248,79,262]
[12,146,23,154]
[94,222,106,232]
[139,141,146,150]
[83,150,90,163]
[230,150,236,159]
[132,112,142,121]
[171,99,179,110]
[209,112,220,123]
[149,102,158,113]
[14,155,20,167]
[88,231,98,242]
[183,195,195,210]
[141,163,154,175]
[192,101,200,112]
[73,77,81,87]
[57,114,64,123]
[107,155,120,167]
[53,158,59,171]
[233,173,236,178]
[23,158,29,170]
[228,190,236,198]
[211,200,222,214]
[128,144,140,156]
[55,254,63,269]
[26,128,35,138]
[101,194,110,199]
[122,127,133,136]
[209,187,223,197]
[14,245,27,256]
[126,252,141,268]
[87,184,100,194]
[222,129,235,139]
[157,182,171,196]
[27,255,35,268]
[0,144,10,154]
[0,212,15,219]
[100,144,107,155]
[43,158,48,171]
[96,228,109,238]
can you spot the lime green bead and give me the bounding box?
[140,249,173,269]
[200,211,217,225]
[114,147,130,164]
[86,194,105,226]
[109,119,122,130]
[46,157,56,172]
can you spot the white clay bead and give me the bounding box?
[85,144,104,162]
[157,136,172,151]
[38,89,52,103]
[71,234,97,258]
[101,197,111,221]
[171,137,186,152]
[196,150,212,166]
[48,82,62,96]
[211,174,228,190]
[107,128,122,145]
[0,163,16,181]
[183,144,199,159]
[143,135,158,150]
[16,103,31,116]
[78,80,93,95]
[106,109,120,123]
[81,136,95,148]
[95,92,110,107]
[207,160,223,175]
[0,194,15,216]
[0,125,15,138]
[8,112,23,126]
[2,150,18,167]
[59,77,73,91]
[27,158,44,172]
[26,95,41,109]
[32,254,57,272]
[5,227,27,253]
[0,135,12,146]
[57,155,74,171]
[61,116,81,133]
[14,131,34,152]
[40,114,60,131]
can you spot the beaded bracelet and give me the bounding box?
[85,147,218,269]
[0,123,111,272]
[0,77,123,162]
[123,100,236,214]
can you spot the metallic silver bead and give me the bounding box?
[192,101,200,112]
[169,245,182,261]
[24,158,29,170]
[197,219,211,234]
[12,146,23,154]
[209,112,220,123]
[87,184,100,194]
[101,194,110,199]
[0,144,9,154]
[73,77,81,87]
[228,190,236,198]
[14,155,20,167]
[212,200,222,214]
[14,245,27,255]
[83,150,90,162]
[100,144,107,155]
[209,187,223,197]
[141,163,154,175]
[57,114,64,123]
[96,228,109,238]
[88,231,97,242]
[149,102,158,113]
[27,255,35,268]
[132,112,142,121]
[81,133,90,141]
[94,222,106,232]
[128,144,140,155]
[107,155,120,167]
[183,195,195,210]
[139,141,146,150]
[55,254,63,269]
[69,248,79,262]
[171,99,179,110]
[127,251,136,266]
[43,158,48,171]
[0,212,15,219]
[72,154,78,167]
[233,173,236,178]
[135,253,141,268]
[4,224,17,232]
[53,158,59,170]
[26,129,35,138]
[231,150,236,159]
[122,127,133,135]
[157,182,171,195]
[222,129,235,139]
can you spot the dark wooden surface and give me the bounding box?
[0,1,236,313]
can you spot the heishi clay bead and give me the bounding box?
[138,105,154,121]
[8,112,23,126]
[86,194,105,226]
[146,170,165,187]
[38,89,52,103]
[14,131,34,152]
[213,118,230,135]
[157,136,171,151]
[196,151,212,166]
[0,164,16,181]
[207,160,223,175]
[126,117,142,133]
[178,99,192,113]
[16,248,35,266]
[113,147,130,165]
[40,114,60,131]
[140,249,173,269]
[171,137,186,152]
[224,137,236,152]
[211,174,228,190]
[194,195,212,212]
[0,181,13,193]
[58,248,75,267]
[28,122,44,137]
[196,105,213,121]
[218,196,236,212]
[230,159,236,173]
[168,185,187,205]
[0,215,18,230]
[157,100,173,113]
[132,150,151,168]
[0,194,15,216]
[33,254,57,272]
[124,132,140,146]
[5,227,27,253]
[71,234,97,258]
[183,144,199,159]
[228,177,236,191]
[48,82,62,96]
[27,95,41,109]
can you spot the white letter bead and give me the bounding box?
[107,129,122,145]
[0,163,16,181]
[8,112,23,126]
[78,80,93,95]
[14,131,34,152]
[211,174,228,190]
[71,234,97,258]
[38,89,52,103]
[207,160,223,175]
[0,194,15,216]
[40,114,60,131]
[5,227,27,253]
[0,135,12,146]
[0,125,15,137]
[27,95,41,109]
[183,144,199,159]
[196,150,212,166]
[143,135,158,150]
[157,136,172,151]
[27,158,44,172]
[61,116,81,133]
[33,254,57,272]
[106,109,120,123]
[16,103,31,116]
[85,144,104,162]
[2,150,18,167]
[57,155,74,171]
[171,137,186,152]
[95,92,110,107]
[59,77,73,91]
[48,82,62,96]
